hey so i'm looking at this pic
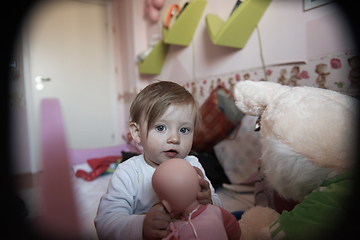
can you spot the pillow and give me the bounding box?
[214,115,261,184]
[192,86,243,152]
[73,152,140,179]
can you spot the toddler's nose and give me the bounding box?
[167,132,180,144]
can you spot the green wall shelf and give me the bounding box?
[163,0,207,46]
[138,40,169,75]
[206,0,272,49]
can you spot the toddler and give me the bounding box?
[95,81,222,240]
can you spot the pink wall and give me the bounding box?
[128,0,356,91]
[11,0,358,174]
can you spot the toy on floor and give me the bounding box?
[233,80,358,240]
[152,158,241,240]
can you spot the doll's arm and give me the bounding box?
[220,207,241,240]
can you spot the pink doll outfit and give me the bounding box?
[164,204,239,240]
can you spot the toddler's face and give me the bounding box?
[139,104,196,168]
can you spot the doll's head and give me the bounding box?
[152,158,201,216]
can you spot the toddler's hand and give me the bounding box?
[143,204,171,240]
[194,167,213,205]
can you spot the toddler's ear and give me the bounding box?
[129,122,141,144]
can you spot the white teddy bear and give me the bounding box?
[233,80,358,240]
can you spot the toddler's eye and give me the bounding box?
[156,125,166,132]
[180,127,190,134]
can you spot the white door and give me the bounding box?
[24,0,118,172]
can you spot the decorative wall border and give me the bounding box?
[183,50,359,106]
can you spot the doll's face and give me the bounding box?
[152,158,201,215]
[131,104,196,168]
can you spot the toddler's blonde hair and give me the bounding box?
[130,81,201,135]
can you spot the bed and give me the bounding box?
[38,97,259,239]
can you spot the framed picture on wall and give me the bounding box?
[303,0,334,11]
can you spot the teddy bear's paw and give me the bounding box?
[239,206,280,240]
[258,227,272,240]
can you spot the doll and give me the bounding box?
[152,158,241,240]
[233,80,358,240]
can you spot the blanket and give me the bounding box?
[75,156,122,181]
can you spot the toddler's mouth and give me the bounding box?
[164,149,178,158]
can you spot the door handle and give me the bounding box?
[35,76,51,83]
[35,76,51,90]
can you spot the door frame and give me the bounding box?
[21,0,118,173]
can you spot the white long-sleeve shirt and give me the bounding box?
[94,154,222,240]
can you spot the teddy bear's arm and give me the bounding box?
[239,206,280,240]
[258,226,273,240]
